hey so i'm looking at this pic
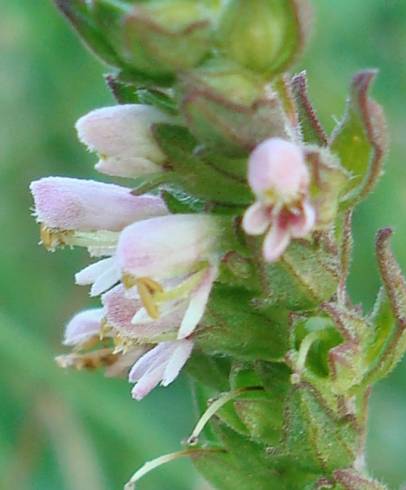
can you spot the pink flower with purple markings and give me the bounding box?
[243,138,316,262]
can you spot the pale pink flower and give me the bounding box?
[129,340,194,400]
[117,214,220,339]
[63,308,104,346]
[243,138,315,262]
[30,177,167,232]
[101,284,186,340]
[76,104,173,178]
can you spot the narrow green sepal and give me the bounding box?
[291,71,328,146]
[105,73,139,104]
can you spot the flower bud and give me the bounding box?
[180,62,291,154]
[216,0,311,75]
[31,177,168,232]
[76,105,173,178]
[123,1,213,78]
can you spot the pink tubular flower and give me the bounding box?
[129,340,194,400]
[117,214,220,339]
[30,177,168,233]
[243,138,316,262]
[76,104,173,178]
[63,308,104,346]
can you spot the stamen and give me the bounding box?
[124,448,225,490]
[56,348,117,370]
[187,386,264,445]
[154,267,208,304]
[40,225,73,251]
[136,279,160,319]
[141,277,164,294]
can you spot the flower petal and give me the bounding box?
[117,215,220,280]
[162,340,194,386]
[289,200,316,238]
[131,364,166,401]
[263,224,291,262]
[75,257,120,296]
[64,308,104,346]
[248,138,309,199]
[102,285,139,331]
[30,177,167,232]
[177,266,217,339]
[242,202,270,236]
[128,342,174,383]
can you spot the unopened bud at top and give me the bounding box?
[123,1,213,77]
[217,0,311,75]
[76,105,173,178]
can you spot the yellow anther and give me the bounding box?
[40,225,73,251]
[136,279,160,320]
[122,273,138,289]
[141,277,164,294]
[154,268,207,304]
[99,320,113,341]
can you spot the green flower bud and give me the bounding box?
[180,60,292,155]
[123,0,214,77]
[216,0,312,75]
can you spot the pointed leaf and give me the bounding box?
[330,71,388,206]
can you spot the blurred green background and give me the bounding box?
[0,1,405,488]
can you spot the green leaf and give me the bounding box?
[54,0,124,66]
[362,229,406,384]
[197,285,289,361]
[104,73,139,103]
[153,123,252,205]
[263,240,339,310]
[330,70,388,206]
